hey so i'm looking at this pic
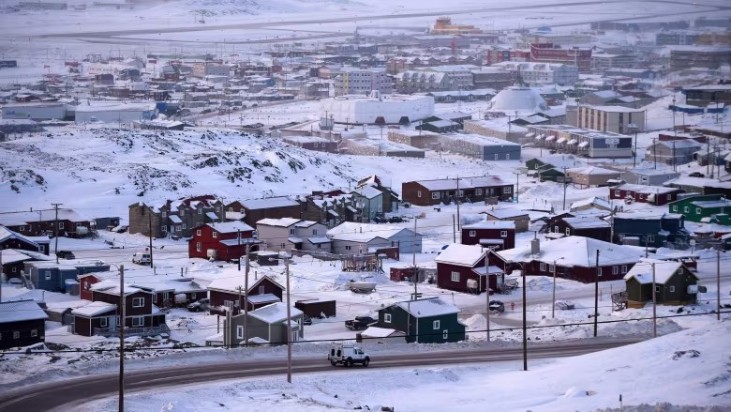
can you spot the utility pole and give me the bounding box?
[284,256,292,383]
[52,202,62,263]
[455,177,461,233]
[562,167,569,211]
[717,247,721,321]
[672,140,676,172]
[119,264,125,412]
[484,249,490,342]
[593,250,599,338]
[148,210,154,267]
[412,218,418,300]
[244,243,251,346]
[707,142,711,177]
[521,262,527,371]
[452,214,456,243]
[552,257,565,319]
[651,137,657,169]
[652,262,657,338]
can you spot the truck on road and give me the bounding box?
[345,315,377,331]
[328,343,370,367]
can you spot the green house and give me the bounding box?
[376,297,466,344]
[623,259,699,308]
[668,194,731,223]
[539,168,567,183]
[525,158,553,171]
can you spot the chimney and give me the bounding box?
[530,238,540,255]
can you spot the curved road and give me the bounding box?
[0,338,641,412]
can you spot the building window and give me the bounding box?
[469,230,476,237]
[345,245,352,251]
[669,285,675,293]
[614,190,620,197]
[475,188,483,196]
[132,297,145,308]
[13,331,20,339]
[504,187,512,194]
[45,271,52,280]
[443,330,448,340]
[182,223,187,230]
[655,285,661,292]
[450,271,460,282]
[565,228,571,236]
[196,229,202,236]
[621,265,628,273]
[684,206,689,213]
[290,228,295,235]
[162,211,167,217]
[30,329,38,337]
[198,208,202,215]
[59,222,64,229]
[180,209,185,216]
[99,318,108,327]
[597,267,603,276]
[212,232,218,239]
[672,205,678,212]
[612,266,619,275]
[237,325,244,339]
[196,242,202,253]
[162,225,167,233]
[433,320,440,330]
[18,226,24,232]
[280,243,286,249]
[417,190,422,198]
[132,317,144,327]
[312,229,318,235]
[456,189,463,198]
[540,262,547,271]
[384,313,392,323]
[696,208,701,214]
[501,230,507,238]
[431,192,440,200]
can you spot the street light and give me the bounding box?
[627,123,639,168]
[551,257,565,319]
[269,253,293,383]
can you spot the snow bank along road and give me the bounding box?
[0,338,641,412]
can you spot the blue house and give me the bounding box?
[24,261,109,293]
[612,211,689,248]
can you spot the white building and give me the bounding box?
[320,91,434,124]
[1,102,67,121]
[487,86,548,117]
[492,62,579,86]
[334,67,393,96]
[577,105,646,134]
[73,102,157,123]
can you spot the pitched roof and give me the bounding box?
[0,300,48,323]
[623,259,697,284]
[434,244,485,267]
[248,302,302,323]
[206,221,255,234]
[496,236,646,267]
[394,297,460,318]
[71,301,117,317]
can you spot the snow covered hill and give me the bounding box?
[0,125,503,218]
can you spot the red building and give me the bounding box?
[609,183,683,206]
[460,220,516,250]
[188,221,260,261]
[530,43,592,73]
[435,244,504,294]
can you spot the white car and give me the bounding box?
[132,252,151,265]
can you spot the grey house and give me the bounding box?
[256,218,330,253]
[620,167,680,186]
[352,185,384,222]
[438,133,521,161]
[327,222,423,254]
[223,302,304,346]
[645,139,703,166]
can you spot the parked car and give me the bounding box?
[56,250,75,260]
[688,172,705,178]
[303,314,312,326]
[328,343,370,367]
[373,213,388,223]
[489,300,505,313]
[554,300,575,311]
[388,216,404,223]
[345,315,377,331]
[187,298,210,312]
[132,252,151,265]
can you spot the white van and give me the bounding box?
[132,252,151,265]
[328,343,370,367]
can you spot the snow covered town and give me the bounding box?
[0,0,730,411]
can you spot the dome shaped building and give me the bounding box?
[487,86,548,117]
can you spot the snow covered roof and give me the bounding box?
[71,301,117,317]
[361,326,405,338]
[435,244,485,267]
[354,185,382,200]
[208,274,283,294]
[395,297,460,318]
[483,208,529,219]
[462,220,516,230]
[0,300,48,323]
[327,222,414,242]
[489,86,547,113]
[563,216,610,229]
[206,221,255,234]
[0,226,40,247]
[257,217,301,228]
[497,236,646,267]
[623,259,696,284]
[247,293,280,305]
[242,196,299,210]
[567,166,620,176]
[415,176,506,191]
[90,280,146,296]
[0,249,52,265]
[249,302,302,323]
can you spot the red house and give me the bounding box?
[609,183,683,206]
[207,274,285,315]
[435,244,504,294]
[494,236,645,283]
[461,220,516,250]
[189,221,260,261]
